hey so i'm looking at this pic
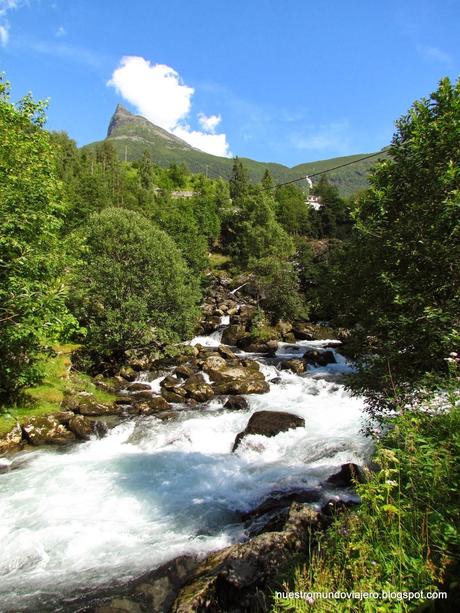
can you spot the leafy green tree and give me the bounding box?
[151,195,208,273]
[251,257,307,323]
[0,81,76,401]
[275,184,312,235]
[228,187,295,267]
[334,77,460,402]
[73,208,200,372]
[229,157,249,203]
[311,175,348,238]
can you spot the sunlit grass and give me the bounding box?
[0,344,114,436]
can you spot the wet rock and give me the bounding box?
[223,396,249,411]
[184,373,206,386]
[126,382,152,392]
[284,332,297,343]
[292,322,315,340]
[182,381,214,403]
[238,304,257,321]
[237,338,279,355]
[270,377,282,384]
[278,359,305,374]
[221,324,247,346]
[326,463,367,488]
[78,398,120,417]
[161,389,187,403]
[232,410,305,451]
[135,396,171,415]
[74,555,199,613]
[174,364,195,380]
[118,366,137,382]
[214,379,270,397]
[62,392,119,417]
[242,488,322,525]
[201,316,222,334]
[171,504,320,613]
[94,421,109,438]
[56,410,75,425]
[68,415,95,441]
[129,390,155,402]
[0,423,24,455]
[208,365,265,384]
[316,350,337,366]
[217,346,237,360]
[202,355,227,373]
[21,415,75,446]
[160,376,183,391]
[304,349,336,366]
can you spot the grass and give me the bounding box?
[0,344,115,436]
[272,384,460,612]
[208,252,231,270]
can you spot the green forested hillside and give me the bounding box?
[85,105,385,196]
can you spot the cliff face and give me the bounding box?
[106,104,194,150]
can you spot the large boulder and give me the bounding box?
[292,322,315,340]
[21,415,75,446]
[221,324,247,346]
[207,365,265,384]
[326,463,367,487]
[68,415,95,441]
[223,396,249,411]
[0,423,24,455]
[134,396,171,415]
[213,379,270,396]
[232,410,304,451]
[171,504,320,613]
[182,381,214,403]
[126,382,152,392]
[62,392,120,417]
[278,359,305,374]
[237,338,279,355]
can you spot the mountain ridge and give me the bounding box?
[86,105,387,196]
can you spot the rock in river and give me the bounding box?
[232,410,305,451]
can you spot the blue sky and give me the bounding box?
[1,0,459,166]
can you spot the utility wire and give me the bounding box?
[262,150,387,191]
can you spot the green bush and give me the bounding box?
[328,77,460,404]
[0,80,76,402]
[73,207,200,372]
[273,389,460,612]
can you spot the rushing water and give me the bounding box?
[0,330,372,612]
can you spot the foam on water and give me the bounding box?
[0,334,372,611]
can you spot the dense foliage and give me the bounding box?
[274,384,460,612]
[73,208,200,372]
[0,81,75,402]
[328,77,460,406]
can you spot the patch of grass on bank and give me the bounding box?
[0,344,115,436]
[208,252,231,270]
[272,386,460,612]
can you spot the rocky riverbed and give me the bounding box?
[0,274,372,612]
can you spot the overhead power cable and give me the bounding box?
[261,149,387,191]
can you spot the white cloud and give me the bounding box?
[198,112,221,133]
[55,25,66,37]
[0,23,8,45]
[108,56,231,157]
[417,45,452,65]
[0,0,23,46]
[173,125,230,157]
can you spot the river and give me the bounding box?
[0,324,372,612]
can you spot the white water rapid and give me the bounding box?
[0,327,372,612]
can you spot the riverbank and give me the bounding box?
[272,383,460,612]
